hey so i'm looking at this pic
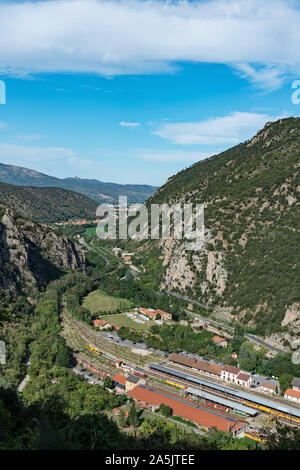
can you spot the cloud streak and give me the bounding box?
[153,111,287,146]
[0,0,300,89]
[120,121,140,128]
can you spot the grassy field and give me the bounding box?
[84,226,97,236]
[83,289,132,313]
[99,312,153,333]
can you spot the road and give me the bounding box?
[17,352,31,392]
[79,237,110,265]
[186,310,284,354]
[159,288,283,354]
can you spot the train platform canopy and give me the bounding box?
[149,363,300,419]
[185,387,257,416]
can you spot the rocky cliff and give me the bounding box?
[0,206,86,293]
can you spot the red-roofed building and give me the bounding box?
[128,385,247,437]
[221,365,241,383]
[212,336,228,348]
[236,372,252,388]
[93,319,111,330]
[284,388,300,403]
[112,374,127,393]
[260,382,277,395]
[155,309,172,321]
[139,307,157,319]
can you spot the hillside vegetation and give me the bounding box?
[0,182,98,223]
[141,118,300,339]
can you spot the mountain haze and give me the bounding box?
[0,163,158,204]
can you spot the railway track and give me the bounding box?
[62,307,300,428]
[145,365,300,426]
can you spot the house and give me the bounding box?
[168,353,222,378]
[125,374,145,393]
[93,319,111,330]
[252,375,280,392]
[221,365,241,383]
[291,377,300,392]
[121,252,134,264]
[236,372,252,388]
[260,382,277,395]
[212,336,228,348]
[284,388,300,404]
[196,361,222,378]
[113,374,127,393]
[115,359,123,368]
[139,307,157,319]
[112,247,122,256]
[155,309,172,321]
[110,323,121,331]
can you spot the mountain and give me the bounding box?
[141,117,300,343]
[0,206,86,294]
[0,182,98,223]
[0,163,158,204]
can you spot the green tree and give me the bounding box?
[104,376,113,389]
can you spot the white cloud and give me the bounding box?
[153,111,287,146]
[233,63,290,91]
[120,121,140,128]
[0,0,300,89]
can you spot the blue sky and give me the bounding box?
[0,0,300,186]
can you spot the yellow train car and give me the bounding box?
[86,344,102,355]
[242,400,300,424]
[244,432,266,443]
[166,380,185,390]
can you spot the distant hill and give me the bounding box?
[0,163,158,204]
[0,182,98,223]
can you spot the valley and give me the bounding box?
[1,118,300,451]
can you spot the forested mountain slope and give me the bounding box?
[145,117,300,339]
[0,182,98,223]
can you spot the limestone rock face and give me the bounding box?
[281,303,300,331]
[160,228,228,302]
[0,207,85,293]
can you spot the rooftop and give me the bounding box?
[236,372,251,382]
[113,374,127,386]
[127,374,140,384]
[285,388,300,399]
[222,365,241,375]
[212,336,226,344]
[128,385,246,433]
[291,377,300,388]
[93,319,107,327]
[261,382,277,390]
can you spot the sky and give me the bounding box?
[0,0,300,186]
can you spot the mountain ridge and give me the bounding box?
[0,162,158,204]
[0,181,98,223]
[137,117,300,344]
